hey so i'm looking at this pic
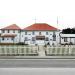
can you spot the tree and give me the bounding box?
[62,28,75,34]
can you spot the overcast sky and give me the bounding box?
[0,0,75,29]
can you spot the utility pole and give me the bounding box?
[57,16,59,46]
[57,16,58,29]
[34,17,36,23]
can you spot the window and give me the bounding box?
[46,32,48,35]
[53,34,56,41]
[18,30,20,33]
[11,37,14,40]
[32,31,35,35]
[64,37,67,42]
[2,37,4,40]
[25,37,28,41]
[13,30,15,33]
[53,37,56,41]
[39,32,41,35]
[2,30,5,33]
[25,31,27,35]
[32,37,35,41]
[53,31,55,34]
[53,32,56,41]
[7,30,9,33]
[45,37,49,41]
[7,38,9,40]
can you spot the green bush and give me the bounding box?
[44,44,47,47]
[16,42,28,45]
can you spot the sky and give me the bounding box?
[0,0,75,29]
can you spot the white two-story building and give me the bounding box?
[21,23,60,46]
[0,24,21,44]
[0,23,60,46]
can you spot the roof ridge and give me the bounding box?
[1,24,21,30]
[23,23,58,31]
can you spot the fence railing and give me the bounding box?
[0,46,38,56]
[45,46,75,56]
[0,45,75,56]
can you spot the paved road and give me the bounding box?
[0,68,75,75]
[0,59,75,68]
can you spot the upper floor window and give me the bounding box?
[2,30,5,33]
[46,32,48,35]
[39,32,41,35]
[13,30,15,33]
[32,37,35,41]
[32,31,35,35]
[25,31,27,35]
[53,31,55,35]
[18,30,20,33]
[7,30,9,33]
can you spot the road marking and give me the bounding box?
[0,58,73,60]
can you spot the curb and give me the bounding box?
[0,56,75,59]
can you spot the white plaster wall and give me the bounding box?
[60,34,75,37]
[1,38,14,43]
[0,30,60,45]
[61,38,75,44]
[0,30,20,43]
[60,34,75,44]
[21,30,60,45]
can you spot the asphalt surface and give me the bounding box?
[1,68,75,75]
[0,59,75,68]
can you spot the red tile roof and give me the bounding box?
[1,34,17,37]
[23,23,58,31]
[1,24,21,30]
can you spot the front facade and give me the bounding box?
[0,24,21,44]
[0,23,60,46]
[21,23,60,46]
[21,30,60,46]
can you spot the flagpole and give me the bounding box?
[57,16,58,29]
[57,16,59,46]
[34,17,36,23]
